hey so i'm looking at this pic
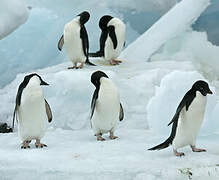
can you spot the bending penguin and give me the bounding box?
[58,11,95,69]
[90,71,124,141]
[89,15,126,65]
[148,80,213,156]
[13,73,52,149]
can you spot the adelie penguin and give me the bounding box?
[58,11,95,69]
[12,74,52,149]
[148,80,213,156]
[90,71,124,141]
[89,15,126,65]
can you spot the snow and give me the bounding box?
[121,0,210,61]
[1,0,219,179]
[0,0,29,39]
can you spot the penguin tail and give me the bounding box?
[148,137,172,151]
[85,59,96,66]
[88,51,103,57]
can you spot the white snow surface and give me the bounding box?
[121,0,210,61]
[0,0,29,40]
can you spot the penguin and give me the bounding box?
[89,15,126,65]
[12,73,52,149]
[58,11,95,69]
[90,71,124,141]
[148,80,213,156]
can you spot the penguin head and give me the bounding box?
[99,15,113,30]
[23,73,49,87]
[91,71,109,88]
[192,80,213,96]
[77,11,90,25]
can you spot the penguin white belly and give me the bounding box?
[173,91,207,149]
[104,20,126,61]
[91,79,120,134]
[18,86,47,141]
[64,20,86,63]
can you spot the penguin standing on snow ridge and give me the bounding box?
[89,15,126,65]
[12,73,52,149]
[148,80,213,156]
[58,11,95,69]
[90,71,124,141]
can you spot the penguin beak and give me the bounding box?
[208,89,213,94]
[41,80,49,86]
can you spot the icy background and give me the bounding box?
[1,0,219,179]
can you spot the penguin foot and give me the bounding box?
[78,63,84,69]
[191,145,206,152]
[109,131,118,140]
[21,140,31,149]
[109,60,120,65]
[97,134,105,141]
[109,135,118,140]
[174,149,185,157]
[68,66,78,69]
[35,139,47,148]
[114,59,122,63]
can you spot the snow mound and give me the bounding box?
[0,0,29,40]
[147,70,219,135]
[120,0,210,61]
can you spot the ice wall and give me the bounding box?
[0,0,29,39]
[120,0,210,61]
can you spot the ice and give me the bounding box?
[120,0,210,61]
[0,0,29,39]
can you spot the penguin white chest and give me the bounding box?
[18,83,47,141]
[104,18,126,61]
[91,78,120,134]
[173,91,207,149]
[64,18,86,63]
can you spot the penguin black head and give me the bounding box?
[192,80,213,96]
[77,11,90,25]
[23,73,49,87]
[91,71,109,88]
[99,15,113,30]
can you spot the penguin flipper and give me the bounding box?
[58,35,64,51]
[119,103,124,121]
[108,26,117,49]
[88,51,103,57]
[45,99,52,123]
[90,89,98,120]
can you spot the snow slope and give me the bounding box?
[0,0,29,39]
[121,0,210,61]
